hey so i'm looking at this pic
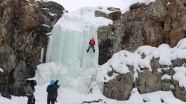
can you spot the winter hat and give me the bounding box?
[50,80,55,85]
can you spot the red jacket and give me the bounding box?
[89,39,95,45]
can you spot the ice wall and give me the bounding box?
[46,13,98,70]
[45,12,99,93]
[45,7,112,93]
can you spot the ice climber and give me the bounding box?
[87,37,95,53]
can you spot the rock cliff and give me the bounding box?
[95,0,186,101]
[97,0,186,65]
[0,0,64,95]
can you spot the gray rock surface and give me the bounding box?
[0,0,64,95]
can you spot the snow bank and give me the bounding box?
[98,38,186,84]
[173,66,186,89]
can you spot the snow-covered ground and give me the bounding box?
[0,62,186,104]
[0,61,186,104]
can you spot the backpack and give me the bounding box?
[2,90,11,99]
[89,39,95,45]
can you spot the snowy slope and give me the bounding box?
[97,38,186,90]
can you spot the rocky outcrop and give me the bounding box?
[104,72,134,100]
[0,0,64,95]
[103,58,186,101]
[95,0,186,102]
[97,0,186,65]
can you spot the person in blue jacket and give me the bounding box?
[47,80,57,104]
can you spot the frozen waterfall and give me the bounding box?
[46,12,98,73]
[45,8,112,93]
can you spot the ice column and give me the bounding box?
[45,13,99,92]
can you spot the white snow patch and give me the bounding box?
[161,74,172,80]
[0,67,3,73]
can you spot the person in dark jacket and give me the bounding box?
[30,80,37,91]
[30,80,36,104]
[54,80,60,102]
[87,37,95,53]
[24,80,35,104]
[47,80,57,104]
